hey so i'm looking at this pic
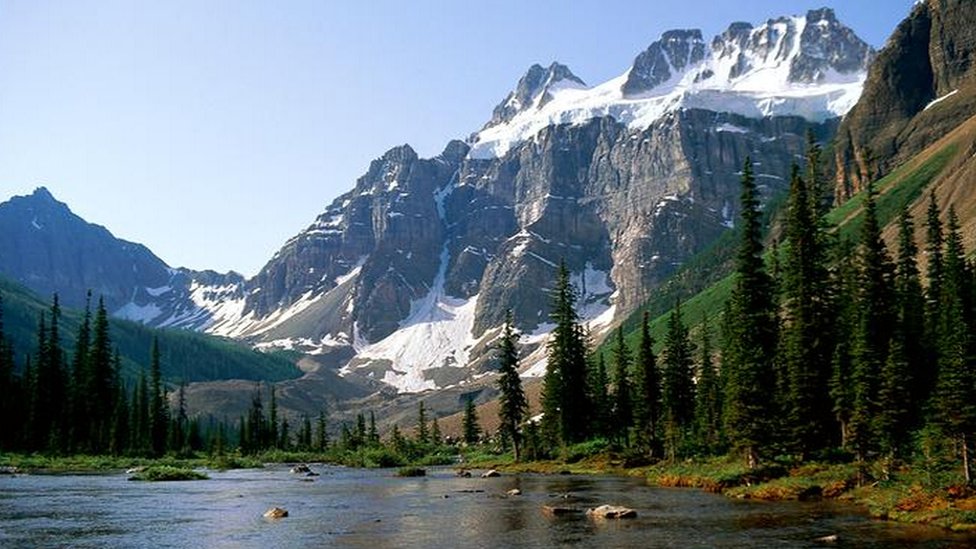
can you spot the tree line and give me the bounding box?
[537,137,976,484]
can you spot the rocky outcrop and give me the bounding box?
[586,505,638,519]
[834,0,976,201]
[485,63,586,128]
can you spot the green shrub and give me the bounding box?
[128,466,208,481]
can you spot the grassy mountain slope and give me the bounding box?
[0,275,301,384]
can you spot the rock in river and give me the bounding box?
[586,505,637,519]
[264,507,289,519]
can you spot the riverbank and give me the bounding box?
[460,452,976,532]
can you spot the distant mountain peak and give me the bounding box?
[484,62,587,129]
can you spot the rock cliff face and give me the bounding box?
[834,0,976,200]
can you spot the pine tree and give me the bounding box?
[892,209,926,425]
[355,413,367,449]
[849,183,894,463]
[782,160,834,457]
[662,301,695,460]
[88,297,115,452]
[722,159,779,468]
[416,401,429,444]
[463,396,480,444]
[611,327,633,445]
[923,193,945,403]
[587,353,612,440]
[268,384,279,449]
[148,337,169,456]
[70,292,92,452]
[632,311,661,457]
[496,312,527,460]
[829,240,858,449]
[0,293,16,450]
[694,315,721,454]
[431,417,442,446]
[316,409,329,451]
[368,411,380,446]
[542,261,589,446]
[932,207,976,483]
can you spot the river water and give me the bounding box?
[2,465,974,548]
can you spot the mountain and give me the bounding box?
[170,7,872,396]
[0,8,880,407]
[0,187,248,332]
[833,0,976,200]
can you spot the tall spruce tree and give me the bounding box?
[148,337,169,456]
[0,294,15,450]
[542,261,589,445]
[463,396,480,444]
[849,183,894,463]
[70,293,92,452]
[416,401,429,444]
[694,315,722,454]
[587,353,612,440]
[923,193,945,401]
[611,327,633,445]
[892,209,927,424]
[632,311,661,457]
[782,160,834,457]
[89,297,115,452]
[662,301,695,460]
[932,208,976,483]
[496,312,527,460]
[722,159,779,468]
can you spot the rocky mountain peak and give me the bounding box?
[484,62,586,129]
[622,29,707,96]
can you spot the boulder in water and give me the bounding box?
[507,488,522,496]
[481,469,500,478]
[264,507,289,519]
[586,505,637,519]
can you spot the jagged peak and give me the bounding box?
[622,28,708,96]
[483,61,586,129]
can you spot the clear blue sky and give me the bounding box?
[0,1,914,276]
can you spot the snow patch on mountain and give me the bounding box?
[469,11,870,159]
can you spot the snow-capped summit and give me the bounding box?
[484,62,587,129]
[623,29,708,96]
[469,8,873,159]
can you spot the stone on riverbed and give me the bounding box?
[290,464,312,475]
[264,507,289,519]
[481,469,500,478]
[585,505,637,519]
[507,488,522,496]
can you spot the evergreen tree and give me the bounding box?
[694,315,721,454]
[463,396,480,444]
[542,261,589,446]
[611,327,633,445]
[662,301,695,460]
[0,294,16,450]
[431,417,442,446]
[496,312,527,460]
[782,160,834,457]
[632,311,661,457]
[148,337,168,456]
[849,183,894,463]
[316,409,329,451]
[892,209,927,424]
[88,297,115,452]
[268,384,279,449]
[70,292,92,451]
[355,413,367,449]
[368,411,380,446]
[587,353,612,439]
[932,208,976,483]
[829,240,858,448]
[416,401,429,444]
[722,159,779,468]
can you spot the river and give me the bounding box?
[2,465,974,548]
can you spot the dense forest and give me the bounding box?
[538,138,976,485]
